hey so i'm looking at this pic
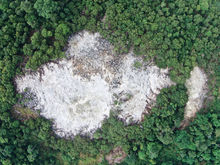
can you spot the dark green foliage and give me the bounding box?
[34,0,59,19]
[0,0,219,164]
[98,0,220,83]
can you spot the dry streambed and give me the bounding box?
[15,31,208,138]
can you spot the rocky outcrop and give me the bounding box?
[16,31,174,138]
[185,66,208,119]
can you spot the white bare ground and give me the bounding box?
[16,31,174,138]
[16,60,112,137]
[185,66,208,118]
[113,54,175,123]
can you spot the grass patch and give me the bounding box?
[79,153,103,165]
[12,105,39,120]
[133,61,142,68]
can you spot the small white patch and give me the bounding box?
[185,66,208,118]
[16,31,175,137]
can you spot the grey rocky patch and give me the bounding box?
[184,66,208,119]
[16,31,175,138]
[112,54,175,123]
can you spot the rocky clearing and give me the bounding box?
[15,31,208,138]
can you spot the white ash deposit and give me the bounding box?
[185,67,208,118]
[16,31,174,138]
[113,55,175,123]
[16,60,112,137]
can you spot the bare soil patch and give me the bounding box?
[105,147,127,165]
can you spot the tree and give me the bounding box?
[31,31,42,49]
[55,23,70,39]
[55,23,70,46]
[23,44,33,56]
[199,0,209,11]
[146,142,162,159]
[34,0,59,19]
[0,0,9,11]
[20,1,33,13]
[27,145,39,162]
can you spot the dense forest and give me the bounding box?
[0,0,219,164]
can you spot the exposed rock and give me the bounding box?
[112,54,175,123]
[185,66,208,119]
[15,31,174,138]
[16,60,112,137]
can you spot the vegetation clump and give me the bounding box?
[12,106,39,120]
